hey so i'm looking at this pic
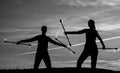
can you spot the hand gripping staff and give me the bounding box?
[4,38,32,46]
[98,48,118,50]
[55,38,75,54]
[59,19,72,46]
[59,19,75,54]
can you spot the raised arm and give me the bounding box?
[96,31,105,49]
[65,29,86,34]
[17,35,39,44]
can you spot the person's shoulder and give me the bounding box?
[93,30,98,35]
[94,30,98,33]
[77,29,88,32]
[33,34,41,38]
[84,29,88,30]
[82,29,88,31]
[46,36,53,41]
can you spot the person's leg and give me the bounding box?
[34,53,42,69]
[77,50,90,68]
[43,52,51,68]
[91,50,98,69]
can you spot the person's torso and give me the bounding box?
[85,29,97,44]
[84,29,97,50]
[37,35,49,51]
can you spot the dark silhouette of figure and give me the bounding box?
[65,19,105,69]
[17,26,66,69]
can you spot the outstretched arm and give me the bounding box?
[17,35,38,44]
[48,37,66,47]
[96,32,105,49]
[65,29,86,34]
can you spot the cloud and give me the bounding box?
[109,60,120,66]
[52,59,120,70]
[17,35,120,56]
[58,0,120,7]
[101,0,120,6]
[52,60,108,64]
[0,56,32,69]
[97,23,120,31]
[57,0,97,7]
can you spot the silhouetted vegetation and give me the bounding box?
[0,67,119,73]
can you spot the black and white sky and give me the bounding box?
[1,0,120,70]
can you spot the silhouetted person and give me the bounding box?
[65,19,105,69]
[17,26,66,69]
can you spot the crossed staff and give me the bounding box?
[3,19,118,54]
[58,19,118,53]
[59,19,75,54]
[4,38,118,53]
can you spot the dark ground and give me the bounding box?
[0,67,119,73]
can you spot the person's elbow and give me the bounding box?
[16,41,22,45]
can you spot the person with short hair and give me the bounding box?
[17,25,66,69]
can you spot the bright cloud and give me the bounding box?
[97,23,120,31]
[101,0,120,6]
[108,60,120,67]
[58,0,120,7]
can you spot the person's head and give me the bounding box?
[41,25,47,34]
[88,19,96,30]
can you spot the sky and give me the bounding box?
[1,0,120,70]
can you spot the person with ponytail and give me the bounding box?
[65,19,105,69]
